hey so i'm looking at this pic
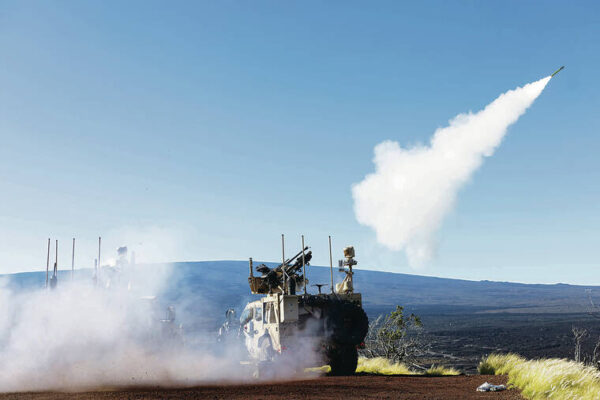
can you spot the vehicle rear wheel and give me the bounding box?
[328,345,358,376]
[326,301,368,346]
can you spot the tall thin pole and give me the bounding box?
[98,237,102,270]
[93,259,98,286]
[71,238,75,281]
[281,234,286,295]
[45,238,50,288]
[301,235,307,295]
[329,235,334,294]
[55,240,58,271]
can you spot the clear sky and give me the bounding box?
[1,1,598,284]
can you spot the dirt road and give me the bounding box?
[0,375,522,400]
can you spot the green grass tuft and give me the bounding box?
[307,357,461,376]
[479,353,600,400]
[424,365,461,376]
[356,357,460,376]
[356,357,414,375]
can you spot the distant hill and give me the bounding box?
[4,261,597,323]
[8,261,596,368]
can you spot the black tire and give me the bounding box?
[325,301,369,345]
[329,345,358,376]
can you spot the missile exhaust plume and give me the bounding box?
[352,74,553,267]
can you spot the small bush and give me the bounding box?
[362,306,427,364]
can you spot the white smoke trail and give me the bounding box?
[352,76,552,267]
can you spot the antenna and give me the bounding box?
[98,236,102,270]
[45,238,50,288]
[71,238,75,281]
[50,240,58,289]
[301,235,307,295]
[93,258,98,286]
[329,235,334,294]
[281,234,287,295]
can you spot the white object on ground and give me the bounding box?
[477,382,507,392]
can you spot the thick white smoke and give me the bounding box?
[352,76,551,267]
[0,270,247,392]
[0,262,323,392]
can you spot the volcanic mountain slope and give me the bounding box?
[5,260,597,319]
[6,261,598,367]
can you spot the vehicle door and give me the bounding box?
[240,306,256,356]
[249,305,263,356]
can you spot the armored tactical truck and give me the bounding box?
[239,237,368,376]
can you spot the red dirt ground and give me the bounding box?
[0,375,523,400]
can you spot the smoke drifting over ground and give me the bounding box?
[0,263,317,392]
[0,271,228,392]
[353,76,551,267]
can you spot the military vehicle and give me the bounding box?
[238,236,368,376]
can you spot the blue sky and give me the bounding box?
[1,1,599,284]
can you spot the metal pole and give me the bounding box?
[329,235,334,294]
[55,240,58,270]
[96,236,102,281]
[71,238,75,281]
[249,257,253,278]
[281,234,286,295]
[45,238,50,288]
[93,259,98,287]
[301,235,307,295]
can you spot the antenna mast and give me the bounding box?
[71,238,75,281]
[281,234,287,295]
[301,235,307,295]
[329,235,334,294]
[45,238,50,288]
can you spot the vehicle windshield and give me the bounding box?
[240,307,253,324]
[254,306,262,321]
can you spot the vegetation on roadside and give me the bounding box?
[308,357,460,376]
[424,364,461,376]
[361,305,428,365]
[347,306,460,376]
[355,357,413,375]
[306,306,460,377]
[306,357,460,376]
[356,357,459,375]
[479,353,600,400]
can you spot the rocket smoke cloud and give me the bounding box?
[352,75,552,267]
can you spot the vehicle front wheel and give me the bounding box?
[328,345,358,376]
